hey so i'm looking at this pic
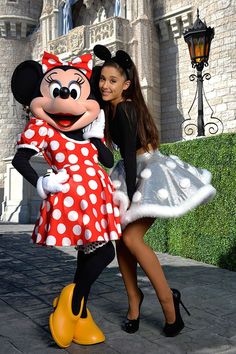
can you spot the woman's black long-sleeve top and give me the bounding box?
[108,101,141,201]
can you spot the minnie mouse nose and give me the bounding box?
[60,87,70,99]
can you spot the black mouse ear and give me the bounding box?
[93,45,112,61]
[115,50,133,69]
[11,60,43,106]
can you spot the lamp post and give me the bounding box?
[183,9,220,137]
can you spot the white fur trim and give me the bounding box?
[122,184,216,229]
[113,190,129,218]
[36,176,48,199]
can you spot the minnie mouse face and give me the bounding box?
[31,67,100,132]
[11,52,100,132]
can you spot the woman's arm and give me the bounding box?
[116,104,138,201]
[90,138,114,168]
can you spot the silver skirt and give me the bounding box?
[110,150,216,229]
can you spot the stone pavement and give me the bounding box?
[0,223,236,354]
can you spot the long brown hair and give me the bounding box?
[100,60,160,151]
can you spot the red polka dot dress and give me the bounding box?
[17,117,122,249]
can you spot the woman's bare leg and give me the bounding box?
[116,239,141,319]
[122,218,176,324]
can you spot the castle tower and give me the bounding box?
[0,0,43,199]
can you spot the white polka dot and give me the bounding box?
[132,191,142,203]
[62,183,70,193]
[53,196,59,206]
[46,201,50,212]
[157,188,169,200]
[140,168,152,179]
[57,223,66,234]
[188,166,198,175]
[112,180,121,189]
[36,233,42,243]
[93,208,98,217]
[80,69,87,75]
[114,207,120,217]
[106,203,113,214]
[97,236,104,241]
[89,180,98,190]
[103,233,109,242]
[73,225,82,236]
[93,155,98,163]
[179,178,191,189]
[77,185,86,196]
[52,209,61,220]
[101,204,107,215]
[166,160,177,169]
[39,216,43,226]
[68,211,79,221]
[101,219,107,229]
[101,191,106,200]
[55,153,65,162]
[62,237,71,246]
[107,184,112,193]
[89,194,97,204]
[98,170,105,179]
[77,239,84,246]
[39,126,47,136]
[101,179,106,188]
[72,57,82,64]
[83,214,90,225]
[116,223,122,234]
[48,128,54,138]
[44,224,48,232]
[47,224,51,232]
[48,58,57,64]
[36,119,44,126]
[73,174,83,182]
[64,196,74,207]
[84,160,93,166]
[66,142,75,150]
[85,229,92,240]
[81,147,89,156]
[50,140,59,151]
[95,222,101,232]
[68,154,78,164]
[46,235,56,246]
[80,199,88,210]
[86,167,96,176]
[70,165,80,171]
[46,151,52,160]
[110,231,118,240]
[87,59,93,70]
[24,129,35,139]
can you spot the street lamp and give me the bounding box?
[182,9,223,137]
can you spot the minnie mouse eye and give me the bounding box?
[49,82,61,98]
[69,82,81,100]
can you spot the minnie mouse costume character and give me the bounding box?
[11,51,121,348]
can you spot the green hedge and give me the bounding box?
[144,133,236,271]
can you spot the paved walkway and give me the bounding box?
[0,223,235,354]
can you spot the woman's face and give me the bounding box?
[99,66,130,106]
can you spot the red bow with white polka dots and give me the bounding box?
[42,51,93,79]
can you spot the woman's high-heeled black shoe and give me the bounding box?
[121,289,144,334]
[163,288,190,337]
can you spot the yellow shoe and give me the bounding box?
[49,284,84,348]
[73,309,105,345]
[52,296,58,308]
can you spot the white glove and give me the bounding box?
[37,169,69,199]
[83,109,105,139]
